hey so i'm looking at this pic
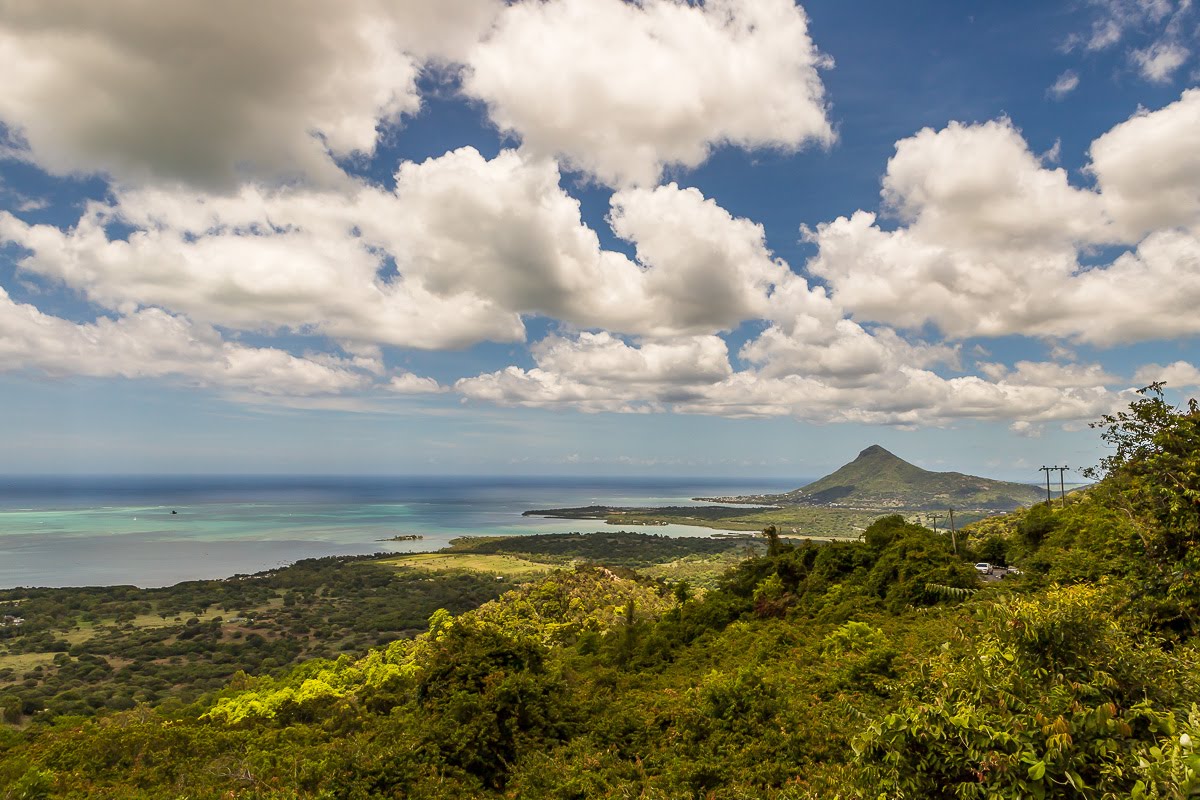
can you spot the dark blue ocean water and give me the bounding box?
[0,476,801,588]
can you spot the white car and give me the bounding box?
[974,562,992,575]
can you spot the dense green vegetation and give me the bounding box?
[2,388,1199,798]
[0,558,512,725]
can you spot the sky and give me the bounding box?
[0,0,1198,481]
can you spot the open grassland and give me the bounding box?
[445,530,759,567]
[377,552,553,577]
[439,531,764,588]
[0,651,55,674]
[128,607,229,630]
[531,504,982,539]
[605,505,883,537]
[3,604,262,660]
[638,551,756,588]
[59,623,97,645]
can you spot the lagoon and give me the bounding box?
[0,475,799,587]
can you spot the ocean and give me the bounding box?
[0,475,800,588]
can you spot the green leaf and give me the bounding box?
[1027,761,1046,781]
[1066,769,1086,790]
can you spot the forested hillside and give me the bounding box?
[2,387,1199,799]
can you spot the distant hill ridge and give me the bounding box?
[773,444,1044,511]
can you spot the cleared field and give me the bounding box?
[130,607,227,628]
[610,505,882,538]
[0,651,56,675]
[639,552,755,588]
[61,623,97,644]
[0,607,247,678]
[377,552,552,577]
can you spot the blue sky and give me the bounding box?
[1,0,1198,480]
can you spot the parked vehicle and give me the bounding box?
[974,562,992,574]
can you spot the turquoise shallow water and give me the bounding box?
[0,476,799,588]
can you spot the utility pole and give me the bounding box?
[947,508,957,555]
[1040,466,1069,508]
[927,513,941,533]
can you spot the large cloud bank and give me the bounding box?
[0,1,1196,430]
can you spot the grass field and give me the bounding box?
[0,607,236,666]
[60,623,97,645]
[639,551,757,588]
[611,505,883,538]
[0,651,55,674]
[377,552,553,577]
[129,607,228,629]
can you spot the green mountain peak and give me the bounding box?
[775,446,1043,511]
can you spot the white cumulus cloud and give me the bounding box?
[463,0,833,187]
[0,0,502,188]
[979,361,1118,388]
[1089,88,1200,237]
[805,92,1200,345]
[532,333,733,387]
[456,326,1122,426]
[0,287,373,397]
[0,154,818,349]
[388,373,446,395]
[1134,360,1200,387]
